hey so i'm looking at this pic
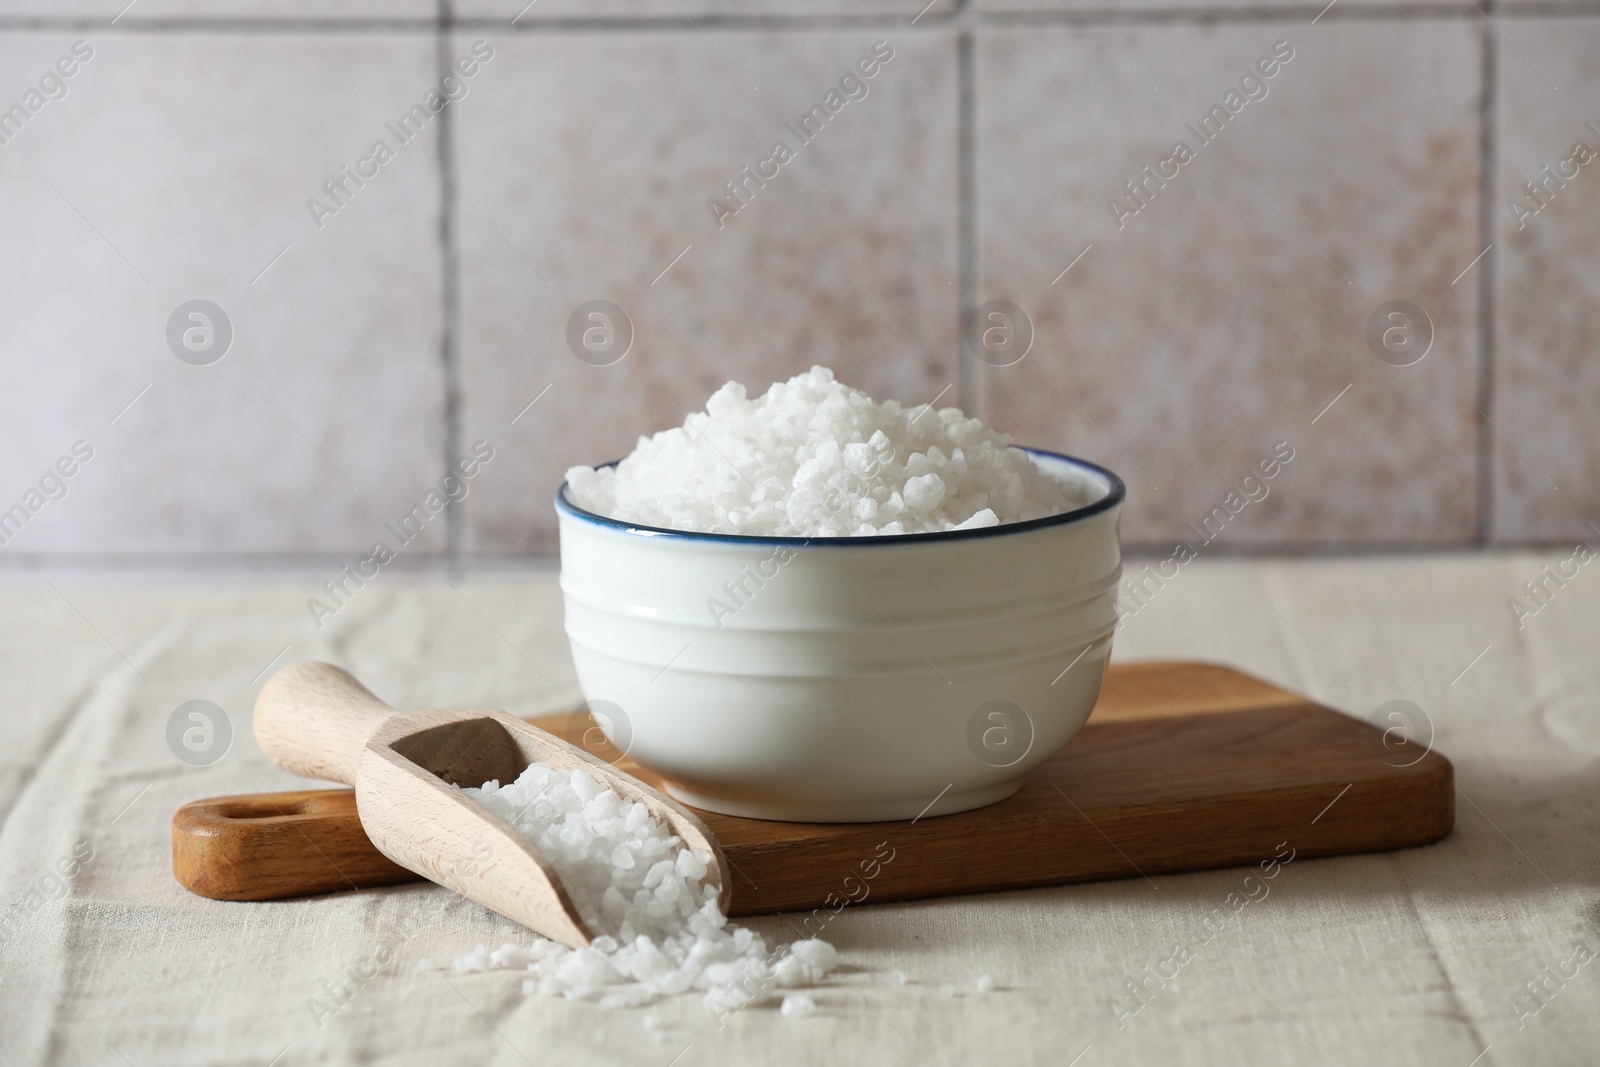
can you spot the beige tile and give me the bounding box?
[977,22,1483,547]
[978,0,1455,11]
[1491,18,1600,543]
[455,29,958,554]
[0,31,447,555]
[0,1,435,15]
[455,0,926,19]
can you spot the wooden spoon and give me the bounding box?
[252,661,730,949]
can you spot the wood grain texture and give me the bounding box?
[175,661,1452,917]
[253,661,396,786]
[172,789,410,901]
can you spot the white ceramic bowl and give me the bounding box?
[555,449,1124,823]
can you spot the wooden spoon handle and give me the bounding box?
[172,789,415,900]
[254,662,396,786]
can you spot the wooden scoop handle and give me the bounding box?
[254,661,397,785]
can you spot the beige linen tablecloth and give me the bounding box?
[1,555,1595,1066]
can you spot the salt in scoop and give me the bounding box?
[253,661,730,948]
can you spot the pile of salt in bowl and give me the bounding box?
[565,366,1086,537]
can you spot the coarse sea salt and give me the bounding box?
[565,366,1089,537]
[780,993,818,1017]
[442,762,838,1014]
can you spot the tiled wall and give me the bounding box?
[0,0,1593,565]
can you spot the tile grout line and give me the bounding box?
[437,0,465,568]
[956,11,979,421]
[1475,13,1497,545]
[6,6,1600,34]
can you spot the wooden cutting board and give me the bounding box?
[172,661,1453,915]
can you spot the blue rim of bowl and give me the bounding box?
[553,447,1126,546]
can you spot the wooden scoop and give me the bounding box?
[252,661,730,949]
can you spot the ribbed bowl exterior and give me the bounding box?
[556,451,1123,822]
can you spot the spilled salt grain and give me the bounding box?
[441,762,838,1013]
[454,945,491,974]
[781,994,818,1018]
[976,975,996,993]
[565,366,1090,537]
[890,969,908,985]
[491,944,532,969]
